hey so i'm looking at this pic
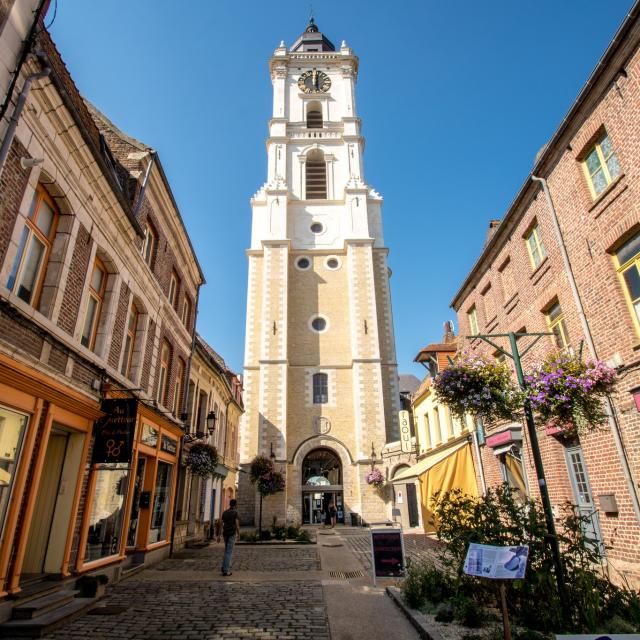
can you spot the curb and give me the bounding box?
[386,586,445,640]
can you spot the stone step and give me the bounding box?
[11,590,76,620]
[120,562,145,580]
[0,597,96,638]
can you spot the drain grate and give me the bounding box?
[329,570,364,579]
[88,605,129,616]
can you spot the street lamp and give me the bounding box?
[206,410,217,436]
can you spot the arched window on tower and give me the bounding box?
[306,150,327,199]
[307,102,322,128]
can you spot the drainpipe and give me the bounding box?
[0,58,50,175]
[471,430,487,495]
[532,174,640,523]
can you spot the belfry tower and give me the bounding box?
[238,18,400,526]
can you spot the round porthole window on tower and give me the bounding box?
[325,256,341,270]
[310,222,324,234]
[309,316,328,333]
[296,256,311,270]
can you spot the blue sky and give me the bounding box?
[49,0,633,377]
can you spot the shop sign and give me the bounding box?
[463,543,529,580]
[370,526,405,580]
[141,423,159,447]
[93,399,137,463]
[398,410,412,453]
[160,435,177,455]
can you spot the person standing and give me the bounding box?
[220,499,240,576]
[328,501,337,528]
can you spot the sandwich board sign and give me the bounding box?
[370,524,405,585]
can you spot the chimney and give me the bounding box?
[485,219,501,245]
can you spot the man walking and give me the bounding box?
[220,498,240,576]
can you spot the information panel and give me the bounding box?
[463,543,529,580]
[370,526,405,578]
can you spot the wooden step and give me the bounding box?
[0,597,96,638]
[11,591,76,620]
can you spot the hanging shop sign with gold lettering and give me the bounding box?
[93,399,138,463]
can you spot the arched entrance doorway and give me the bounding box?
[301,448,344,525]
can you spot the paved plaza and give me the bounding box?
[34,529,421,640]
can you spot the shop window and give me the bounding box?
[582,131,621,198]
[126,457,146,547]
[525,222,547,269]
[80,258,107,350]
[312,372,328,404]
[7,184,59,307]
[306,150,327,199]
[181,296,191,327]
[468,306,478,335]
[149,461,173,543]
[172,358,185,417]
[84,464,129,562]
[120,303,139,378]
[156,340,171,406]
[168,270,179,308]
[614,231,640,333]
[545,300,570,349]
[0,405,29,536]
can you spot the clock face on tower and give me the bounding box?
[298,68,331,94]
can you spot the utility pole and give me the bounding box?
[471,331,568,614]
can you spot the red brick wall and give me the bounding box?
[455,40,640,568]
[0,139,30,269]
[0,303,44,359]
[57,223,92,335]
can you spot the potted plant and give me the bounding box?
[75,574,109,598]
[185,442,218,477]
[434,354,523,425]
[526,352,615,436]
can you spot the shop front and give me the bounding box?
[301,448,345,525]
[75,400,181,574]
[0,353,100,596]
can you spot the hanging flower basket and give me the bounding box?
[526,352,615,436]
[366,467,385,489]
[257,470,286,496]
[185,443,218,477]
[433,354,523,424]
[250,454,274,483]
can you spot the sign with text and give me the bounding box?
[463,543,529,580]
[399,410,412,453]
[93,399,137,464]
[370,527,405,578]
[160,434,178,455]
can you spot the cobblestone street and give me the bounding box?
[31,530,421,640]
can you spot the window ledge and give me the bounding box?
[529,257,550,285]
[589,173,626,214]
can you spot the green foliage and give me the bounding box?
[295,529,312,543]
[453,596,485,628]
[428,485,640,634]
[286,524,301,539]
[434,602,455,623]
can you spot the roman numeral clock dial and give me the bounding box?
[298,68,331,93]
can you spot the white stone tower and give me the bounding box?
[238,18,400,527]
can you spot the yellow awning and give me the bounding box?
[419,443,478,533]
[392,440,469,482]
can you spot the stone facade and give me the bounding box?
[239,21,400,527]
[451,7,640,581]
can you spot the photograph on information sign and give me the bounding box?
[463,543,528,580]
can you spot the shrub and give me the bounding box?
[286,524,301,539]
[296,529,312,543]
[453,596,484,628]
[434,602,455,623]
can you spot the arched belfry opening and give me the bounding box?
[305,149,327,199]
[301,448,344,524]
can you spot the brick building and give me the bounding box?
[173,334,243,549]
[0,2,204,617]
[451,2,640,581]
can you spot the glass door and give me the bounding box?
[148,462,173,544]
[126,457,146,547]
